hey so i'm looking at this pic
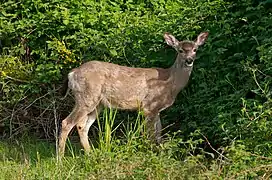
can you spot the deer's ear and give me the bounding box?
[164,33,179,48]
[195,32,209,46]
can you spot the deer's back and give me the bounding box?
[69,61,172,110]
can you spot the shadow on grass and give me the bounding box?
[0,136,84,163]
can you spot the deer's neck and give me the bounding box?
[169,55,193,96]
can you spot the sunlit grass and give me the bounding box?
[1,109,271,179]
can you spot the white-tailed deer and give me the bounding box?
[59,32,208,155]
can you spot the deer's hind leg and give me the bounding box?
[76,106,101,153]
[58,105,90,155]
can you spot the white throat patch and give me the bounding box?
[186,62,194,67]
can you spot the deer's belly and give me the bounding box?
[100,80,147,109]
[101,95,143,110]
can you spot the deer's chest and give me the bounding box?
[142,82,176,112]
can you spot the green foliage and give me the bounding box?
[96,108,119,152]
[0,0,272,178]
[0,135,271,179]
[0,56,33,103]
[167,0,272,156]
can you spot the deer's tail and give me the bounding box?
[61,76,69,99]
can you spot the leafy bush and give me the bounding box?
[0,0,226,136]
[168,0,272,156]
[0,0,272,178]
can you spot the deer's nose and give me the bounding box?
[185,58,193,64]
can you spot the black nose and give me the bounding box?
[186,58,193,64]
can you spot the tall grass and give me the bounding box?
[96,108,119,152]
[1,108,271,179]
[93,108,149,154]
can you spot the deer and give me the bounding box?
[58,32,209,155]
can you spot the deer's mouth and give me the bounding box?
[185,59,194,66]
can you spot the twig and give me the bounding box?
[4,75,30,83]
[23,92,51,110]
[9,90,30,137]
[52,85,60,159]
[246,111,265,128]
[228,164,272,180]
[27,28,37,36]
[23,86,62,110]
[199,132,230,161]
[251,153,272,161]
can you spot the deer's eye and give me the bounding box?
[193,48,196,52]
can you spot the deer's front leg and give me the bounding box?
[145,112,162,144]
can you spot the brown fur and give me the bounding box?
[58,32,209,155]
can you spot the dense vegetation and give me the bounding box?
[0,0,271,179]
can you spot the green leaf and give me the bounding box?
[109,49,118,56]
[63,20,69,25]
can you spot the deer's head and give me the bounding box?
[164,32,209,67]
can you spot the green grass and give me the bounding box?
[0,109,201,179]
[0,138,201,179]
[1,109,271,179]
[1,133,271,179]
